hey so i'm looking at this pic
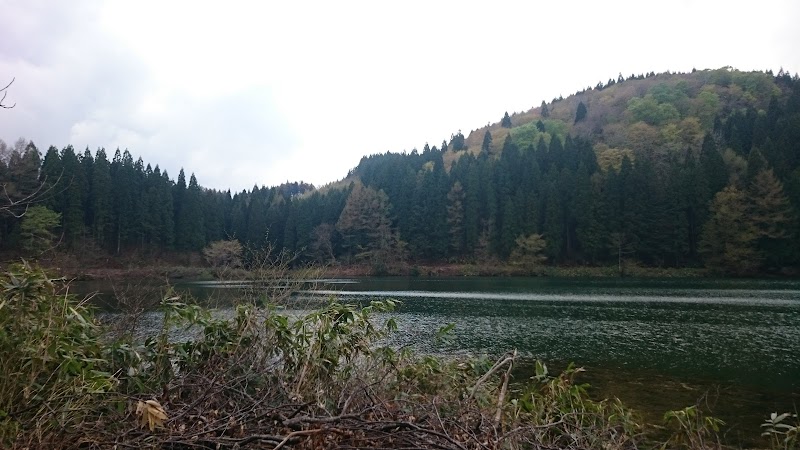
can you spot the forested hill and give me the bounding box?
[2,67,800,275]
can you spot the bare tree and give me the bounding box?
[0,138,61,218]
[1,81,62,218]
[0,176,60,218]
[0,77,15,109]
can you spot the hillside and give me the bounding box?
[452,68,783,168]
[346,67,800,274]
[2,67,799,276]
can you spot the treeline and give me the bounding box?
[0,141,317,258]
[1,69,800,275]
[347,71,800,274]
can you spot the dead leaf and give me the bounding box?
[135,399,168,431]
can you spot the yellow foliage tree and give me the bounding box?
[510,234,547,273]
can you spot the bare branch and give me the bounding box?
[0,77,16,109]
[0,172,63,218]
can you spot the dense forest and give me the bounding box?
[2,67,800,275]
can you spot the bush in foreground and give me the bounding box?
[0,262,796,449]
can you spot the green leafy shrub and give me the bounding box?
[0,262,118,446]
[662,405,725,449]
[762,412,799,450]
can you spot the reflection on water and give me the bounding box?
[85,276,799,445]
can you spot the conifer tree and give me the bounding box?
[542,180,564,260]
[39,146,63,212]
[481,130,492,153]
[748,168,795,267]
[336,183,404,270]
[60,145,85,245]
[700,185,760,275]
[463,159,481,254]
[158,168,175,248]
[540,100,550,118]
[575,101,587,123]
[450,131,466,151]
[173,169,187,249]
[183,173,205,250]
[699,134,728,195]
[501,111,512,128]
[446,181,465,255]
[574,163,604,263]
[91,149,112,244]
[746,148,768,183]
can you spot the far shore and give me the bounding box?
[0,257,720,282]
[7,250,798,283]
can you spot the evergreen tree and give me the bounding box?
[80,148,94,233]
[548,136,564,170]
[183,173,205,250]
[542,179,563,260]
[540,100,550,118]
[173,169,188,249]
[158,168,175,248]
[91,149,112,244]
[481,130,493,154]
[574,163,604,263]
[463,158,481,254]
[746,148,768,183]
[446,181,465,256]
[575,101,587,123]
[59,145,86,245]
[699,134,728,195]
[450,131,466,151]
[39,146,63,212]
[501,111,512,128]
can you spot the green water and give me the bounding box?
[311,277,799,389]
[93,276,800,445]
[315,277,800,446]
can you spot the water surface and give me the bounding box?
[89,276,800,445]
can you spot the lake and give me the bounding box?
[90,276,800,445]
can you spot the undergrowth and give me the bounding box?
[0,261,796,449]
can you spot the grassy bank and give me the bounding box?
[2,253,713,284]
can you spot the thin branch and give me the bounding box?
[0,77,15,109]
[0,172,63,218]
[468,351,516,401]
[494,349,516,426]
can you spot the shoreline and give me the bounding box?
[7,252,799,282]
[2,259,716,281]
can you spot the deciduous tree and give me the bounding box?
[336,183,405,271]
[510,233,547,272]
[700,186,760,275]
[203,239,243,268]
[20,206,61,254]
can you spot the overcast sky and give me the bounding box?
[1,1,799,191]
